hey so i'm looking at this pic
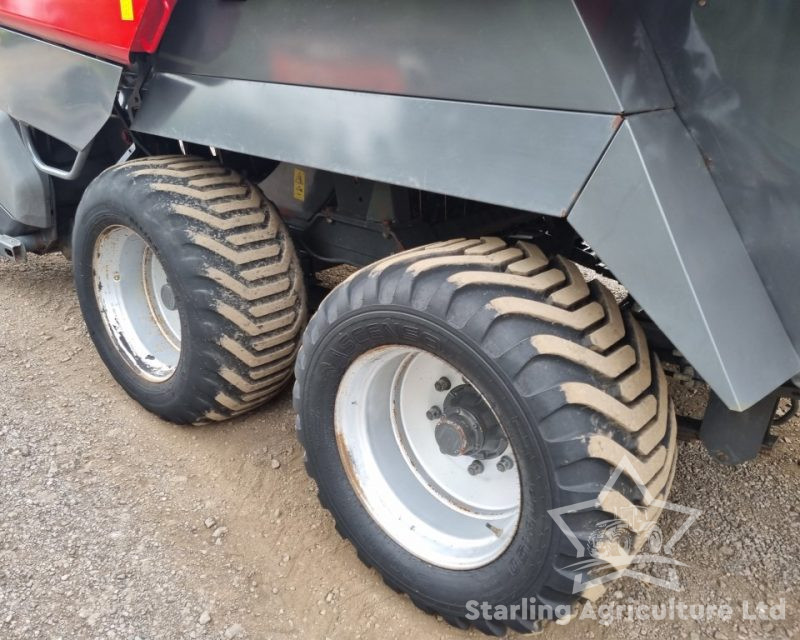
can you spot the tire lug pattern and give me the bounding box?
[122,155,306,423]
[294,236,677,635]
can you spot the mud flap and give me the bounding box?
[700,392,778,465]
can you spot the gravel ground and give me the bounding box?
[1,254,798,639]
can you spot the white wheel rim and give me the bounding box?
[335,346,521,569]
[93,225,181,382]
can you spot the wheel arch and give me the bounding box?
[0,27,122,152]
[130,72,619,217]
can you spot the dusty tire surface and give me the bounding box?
[294,237,677,634]
[73,155,306,424]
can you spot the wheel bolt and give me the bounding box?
[434,376,452,392]
[496,456,514,472]
[468,460,484,476]
[426,405,442,420]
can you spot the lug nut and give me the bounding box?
[468,460,484,476]
[426,405,442,420]
[434,376,452,392]
[496,456,514,472]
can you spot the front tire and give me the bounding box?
[73,155,306,424]
[294,237,677,634]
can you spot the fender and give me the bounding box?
[0,28,121,151]
[569,110,800,411]
[132,74,618,216]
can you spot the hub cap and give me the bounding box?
[93,225,181,381]
[335,346,521,569]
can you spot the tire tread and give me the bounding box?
[294,236,676,633]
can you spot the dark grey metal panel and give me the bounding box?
[575,0,673,113]
[570,110,800,411]
[154,0,669,113]
[132,73,618,215]
[0,28,121,150]
[0,111,51,230]
[640,0,800,360]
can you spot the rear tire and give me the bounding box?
[73,155,306,424]
[294,237,677,634]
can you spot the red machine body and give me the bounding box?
[0,0,177,63]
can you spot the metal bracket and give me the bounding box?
[18,123,92,181]
[0,234,26,263]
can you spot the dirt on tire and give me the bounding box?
[72,155,306,424]
[1,253,799,639]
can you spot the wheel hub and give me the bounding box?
[92,224,182,382]
[334,346,521,569]
[434,384,508,459]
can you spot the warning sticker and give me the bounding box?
[293,168,306,201]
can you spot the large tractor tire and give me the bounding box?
[294,237,677,634]
[73,155,306,424]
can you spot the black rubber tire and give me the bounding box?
[294,237,677,634]
[73,155,306,424]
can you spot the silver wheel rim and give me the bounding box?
[335,346,521,569]
[93,225,181,382]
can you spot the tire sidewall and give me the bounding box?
[73,184,202,420]
[300,306,560,613]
